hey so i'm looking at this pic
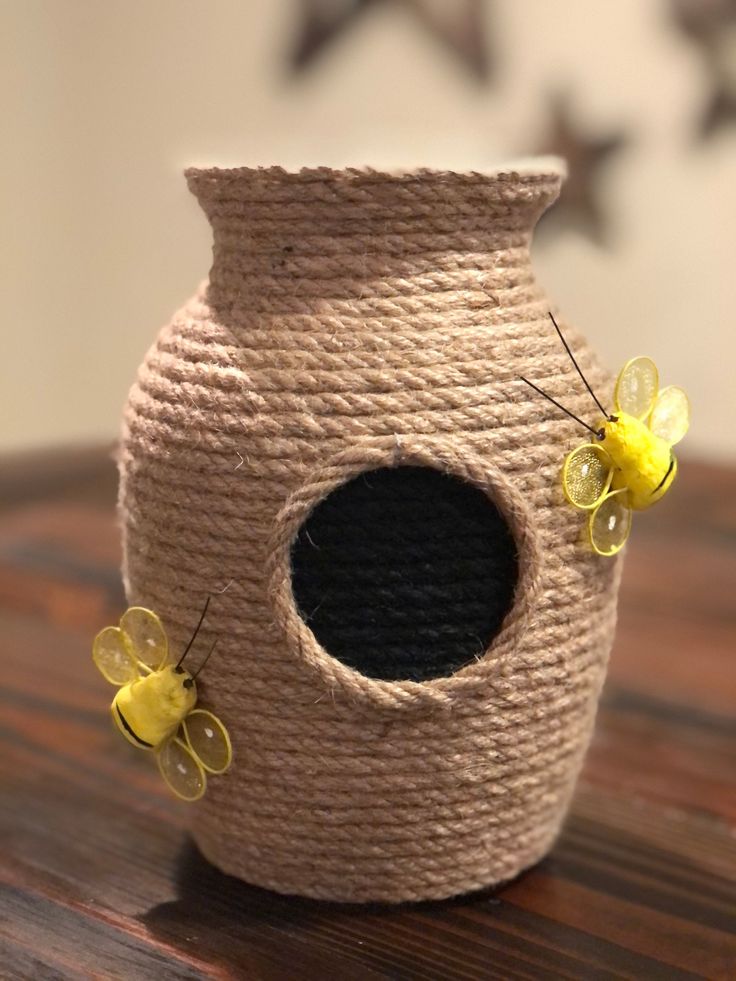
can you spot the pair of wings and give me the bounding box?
[93,607,232,801]
[157,710,232,802]
[562,357,690,556]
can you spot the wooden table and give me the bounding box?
[1,449,734,980]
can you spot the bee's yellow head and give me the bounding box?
[156,664,199,713]
[600,412,677,511]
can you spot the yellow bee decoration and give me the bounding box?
[522,313,690,556]
[92,597,232,801]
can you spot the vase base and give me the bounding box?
[190,824,563,905]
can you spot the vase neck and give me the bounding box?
[185,166,562,317]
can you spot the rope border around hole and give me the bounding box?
[266,436,543,715]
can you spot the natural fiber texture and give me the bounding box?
[119,164,622,903]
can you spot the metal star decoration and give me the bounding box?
[533,96,628,246]
[671,0,736,138]
[289,0,490,80]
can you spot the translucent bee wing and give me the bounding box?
[649,385,690,445]
[92,626,138,685]
[182,709,232,775]
[157,736,206,801]
[588,491,632,556]
[562,443,613,510]
[120,607,168,672]
[614,357,659,420]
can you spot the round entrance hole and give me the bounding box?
[290,466,519,682]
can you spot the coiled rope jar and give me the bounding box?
[119,162,622,903]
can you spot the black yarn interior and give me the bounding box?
[291,466,519,682]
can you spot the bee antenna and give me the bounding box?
[176,595,211,669]
[519,376,603,438]
[192,639,218,680]
[548,311,609,418]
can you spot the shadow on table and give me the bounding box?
[141,837,505,974]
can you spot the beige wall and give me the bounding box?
[2,0,734,460]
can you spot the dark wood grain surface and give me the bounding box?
[1,448,734,980]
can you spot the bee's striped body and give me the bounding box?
[112,666,197,749]
[601,412,677,511]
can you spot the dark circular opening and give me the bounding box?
[290,466,519,682]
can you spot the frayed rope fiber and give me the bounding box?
[119,164,623,903]
[292,465,519,682]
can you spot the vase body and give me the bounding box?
[119,164,621,903]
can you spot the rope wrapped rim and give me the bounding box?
[185,159,565,209]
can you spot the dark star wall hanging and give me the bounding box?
[290,0,490,80]
[671,0,736,138]
[532,96,629,246]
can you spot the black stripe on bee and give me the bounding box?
[652,455,675,494]
[116,705,153,748]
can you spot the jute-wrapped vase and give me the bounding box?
[119,162,621,903]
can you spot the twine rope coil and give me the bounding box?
[119,164,622,902]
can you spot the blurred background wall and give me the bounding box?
[2,0,734,461]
